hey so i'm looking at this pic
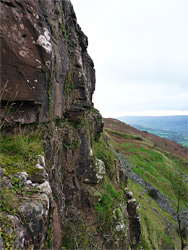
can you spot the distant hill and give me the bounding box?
[117,115,188,146]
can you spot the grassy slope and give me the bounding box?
[0,129,43,174]
[1,119,187,249]
[0,121,130,249]
[103,118,188,250]
[0,126,45,248]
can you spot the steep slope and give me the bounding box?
[104,118,188,249]
[0,1,140,249]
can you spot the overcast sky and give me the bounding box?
[72,0,188,117]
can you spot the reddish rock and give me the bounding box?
[1,0,51,123]
[0,0,95,124]
[51,201,62,249]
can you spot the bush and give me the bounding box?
[148,188,158,200]
[93,134,116,172]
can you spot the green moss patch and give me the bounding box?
[93,133,118,173]
[94,179,126,244]
[0,129,43,174]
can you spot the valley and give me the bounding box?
[117,116,188,147]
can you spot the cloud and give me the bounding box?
[72,0,188,117]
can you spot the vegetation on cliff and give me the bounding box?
[104,118,188,250]
[0,116,140,249]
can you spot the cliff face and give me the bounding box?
[1,0,95,124]
[0,1,141,249]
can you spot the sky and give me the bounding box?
[71,0,188,118]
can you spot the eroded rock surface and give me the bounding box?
[1,0,95,124]
[0,0,141,249]
[0,156,58,249]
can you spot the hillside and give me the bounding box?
[117,116,188,146]
[117,116,188,132]
[104,118,188,249]
[131,125,188,147]
[0,0,187,249]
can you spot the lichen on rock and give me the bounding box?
[95,158,106,183]
[0,154,55,249]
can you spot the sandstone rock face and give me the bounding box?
[1,0,95,124]
[0,0,141,249]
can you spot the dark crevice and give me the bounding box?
[15,0,23,9]
[1,0,15,7]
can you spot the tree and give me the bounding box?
[170,172,188,250]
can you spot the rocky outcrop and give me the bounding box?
[0,0,141,249]
[126,190,141,247]
[1,0,95,124]
[0,156,58,249]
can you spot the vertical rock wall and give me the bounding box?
[0,0,141,249]
[1,0,95,124]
